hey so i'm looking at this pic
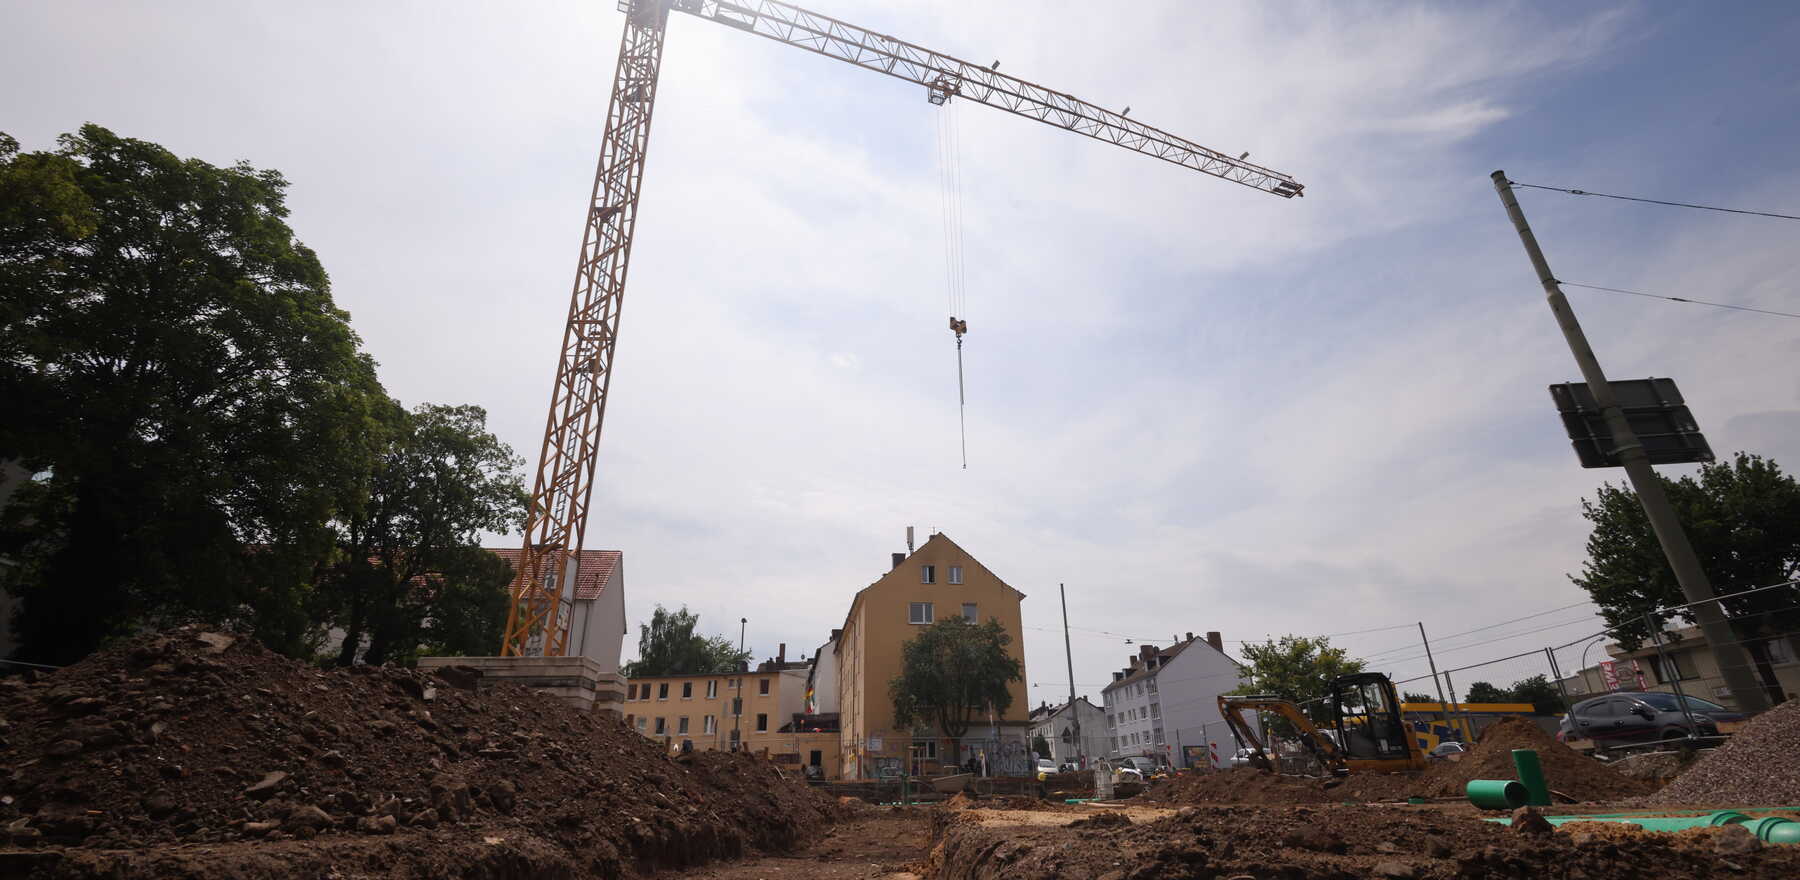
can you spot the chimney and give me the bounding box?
[1206,631,1223,652]
[778,643,786,665]
[1138,644,1156,664]
[830,628,842,641]
[1112,671,1125,682]
[891,551,905,569]
[1185,631,1194,642]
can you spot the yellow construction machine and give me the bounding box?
[1218,672,1426,776]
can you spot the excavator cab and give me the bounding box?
[1329,672,1424,772]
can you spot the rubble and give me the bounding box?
[1649,699,1800,805]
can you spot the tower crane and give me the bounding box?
[500,0,1305,657]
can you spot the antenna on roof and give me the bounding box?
[906,526,915,554]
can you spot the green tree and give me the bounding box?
[1572,452,1800,699]
[319,403,526,666]
[622,605,750,677]
[1464,681,1509,704]
[1228,634,1365,726]
[1403,692,1437,704]
[1507,674,1566,715]
[890,616,1023,740]
[1031,733,1052,760]
[0,126,387,663]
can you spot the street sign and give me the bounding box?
[1548,377,1714,468]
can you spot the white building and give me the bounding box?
[488,548,627,673]
[1027,697,1107,768]
[1100,632,1247,769]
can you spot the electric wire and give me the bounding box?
[1508,180,1800,222]
[1556,280,1800,320]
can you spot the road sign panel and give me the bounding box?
[1548,377,1714,468]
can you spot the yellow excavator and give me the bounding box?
[1218,672,1426,776]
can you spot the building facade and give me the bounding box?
[1560,625,1800,710]
[1101,632,1246,769]
[835,532,1031,779]
[1027,697,1107,768]
[623,646,841,777]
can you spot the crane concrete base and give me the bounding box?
[417,655,626,717]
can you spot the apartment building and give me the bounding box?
[1100,632,1246,769]
[623,645,840,777]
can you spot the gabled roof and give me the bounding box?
[485,548,621,600]
[1102,640,1196,695]
[833,532,1021,654]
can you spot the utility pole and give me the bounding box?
[1491,171,1769,713]
[1060,583,1084,768]
[733,617,747,750]
[1417,623,1453,737]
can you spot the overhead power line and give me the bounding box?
[1508,180,1800,222]
[1557,280,1800,321]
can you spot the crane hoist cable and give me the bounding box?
[936,96,969,469]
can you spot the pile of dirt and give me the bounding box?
[1650,699,1800,805]
[1142,719,1648,805]
[1404,717,1651,801]
[930,803,1800,879]
[0,626,844,877]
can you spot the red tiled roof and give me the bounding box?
[486,548,621,600]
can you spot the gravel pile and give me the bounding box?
[1649,699,1800,805]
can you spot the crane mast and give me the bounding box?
[501,0,1303,656]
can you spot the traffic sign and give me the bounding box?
[1548,378,1714,468]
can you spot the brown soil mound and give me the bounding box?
[1143,718,1648,805]
[931,803,1800,879]
[1650,698,1800,805]
[0,626,843,876]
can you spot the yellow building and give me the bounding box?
[835,532,1030,779]
[623,649,841,778]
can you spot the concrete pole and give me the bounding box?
[1060,583,1084,768]
[733,617,746,749]
[1418,623,1453,737]
[1490,171,1769,714]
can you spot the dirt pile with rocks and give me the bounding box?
[0,626,844,878]
[1143,718,1648,805]
[1650,699,1800,805]
[930,803,1800,879]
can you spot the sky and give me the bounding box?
[6,1,1799,708]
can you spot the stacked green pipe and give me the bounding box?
[1481,809,1800,843]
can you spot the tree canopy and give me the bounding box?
[622,605,749,677]
[890,616,1023,739]
[1228,634,1366,725]
[1571,452,1800,700]
[318,403,526,666]
[1463,675,1564,714]
[0,125,387,663]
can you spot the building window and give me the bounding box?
[949,565,963,584]
[1147,678,1157,694]
[654,718,666,735]
[759,678,771,696]
[704,715,716,734]
[1111,736,1119,750]
[1154,726,1164,744]
[627,684,637,700]
[921,565,936,584]
[1150,703,1161,719]
[962,603,977,622]
[1107,713,1115,729]
[706,680,718,699]
[756,713,768,732]
[732,697,742,717]
[625,714,634,726]
[678,717,690,734]
[637,717,647,731]
[658,683,669,700]
[682,682,693,699]
[1761,638,1795,664]
[909,602,934,624]
[1651,653,1695,683]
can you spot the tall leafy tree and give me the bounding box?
[1228,634,1364,726]
[321,403,526,665]
[1572,452,1800,700]
[0,126,386,663]
[1463,676,1565,714]
[889,616,1023,741]
[622,605,749,677]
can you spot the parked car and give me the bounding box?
[1559,692,1744,751]
[1227,747,1256,768]
[1058,762,1081,774]
[1427,741,1466,760]
[1035,758,1056,776]
[1117,755,1163,776]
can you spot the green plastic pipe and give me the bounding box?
[1466,779,1527,809]
[1512,749,1551,807]
[1481,810,1800,843]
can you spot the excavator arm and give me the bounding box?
[1218,695,1349,776]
